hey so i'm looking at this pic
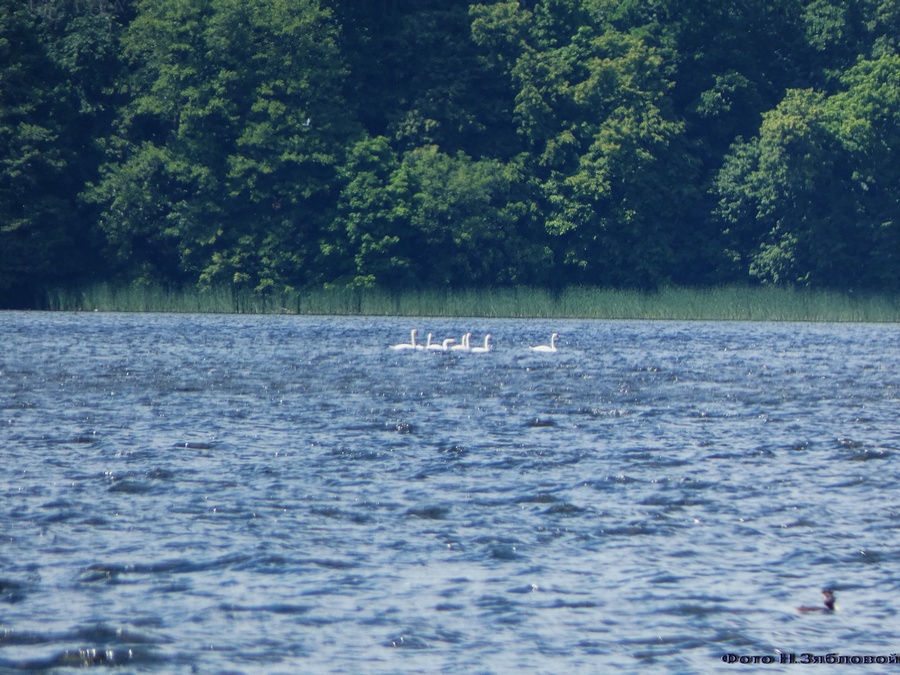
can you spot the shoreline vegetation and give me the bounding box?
[42,284,900,323]
[5,3,899,306]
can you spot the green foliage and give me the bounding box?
[0,0,120,305]
[716,53,900,289]
[472,6,698,287]
[829,54,900,288]
[401,146,530,285]
[89,0,355,292]
[716,89,836,284]
[2,0,900,308]
[334,0,519,157]
[332,135,416,288]
[334,139,549,288]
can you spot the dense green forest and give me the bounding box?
[2,0,898,307]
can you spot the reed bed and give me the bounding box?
[44,284,900,322]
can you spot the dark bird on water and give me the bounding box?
[797,588,836,613]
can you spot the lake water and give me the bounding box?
[2,312,899,673]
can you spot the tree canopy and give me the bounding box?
[1,0,898,306]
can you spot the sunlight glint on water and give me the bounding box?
[2,313,899,672]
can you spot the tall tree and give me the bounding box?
[827,53,900,288]
[0,0,123,305]
[715,53,900,288]
[329,135,418,288]
[472,1,698,287]
[715,89,844,285]
[401,146,548,286]
[332,138,548,288]
[332,0,519,159]
[89,0,355,292]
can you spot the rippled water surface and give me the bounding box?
[2,312,900,673]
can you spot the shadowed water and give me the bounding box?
[2,312,899,673]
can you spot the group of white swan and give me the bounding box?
[390,329,491,352]
[390,330,559,353]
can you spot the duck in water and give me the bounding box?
[797,588,836,613]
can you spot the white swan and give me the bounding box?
[530,332,559,352]
[450,333,471,352]
[427,338,457,352]
[417,333,433,351]
[471,334,493,353]
[390,329,419,351]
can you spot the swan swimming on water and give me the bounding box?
[530,333,559,352]
[418,333,433,350]
[427,338,457,352]
[471,334,492,353]
[391,329,419,351]
[450,333,472,352]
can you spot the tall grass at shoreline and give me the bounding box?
[43,283,900,322]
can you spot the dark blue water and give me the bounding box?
[2,312,899,673]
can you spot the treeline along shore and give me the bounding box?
[2,0,899,311]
